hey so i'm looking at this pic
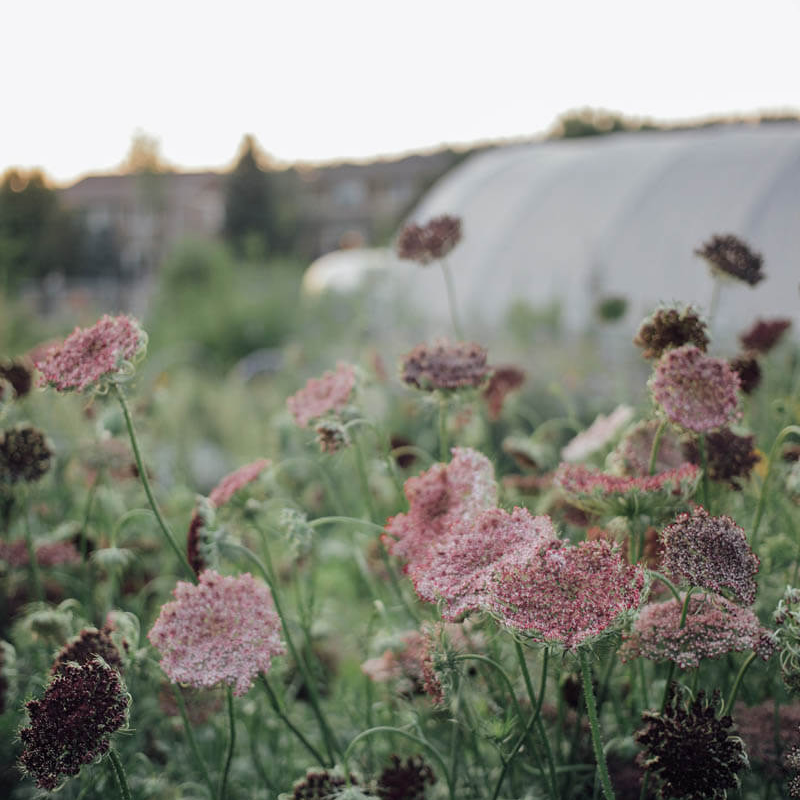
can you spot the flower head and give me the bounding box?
[0,357,33,398]
[35,315,147,393]
[635,685,748,800]
[487,538,645,649]
[660,506,759,605]
[148,570,285,696]
[650,345,740,433]
[0,424,53,484]
[382,447,496,571]
[729,353,762,394]
[621,593,772,669]
[695,233,765,286]
[287,362,356,428]
[290,769,362,799]
[740,317,792,353]
[560,405,634,462]
[411,507,558,620]
[51,626,125,676]
[682,428,759,490]
[482,365,525,420]
[400,340,489,391]
[376,754,436,800]
[634,306,709,359]
[554,462,700,518]
[608,419,686,477]
[19,659,129,790]
[208,458,270,507]
[396,215,462,264]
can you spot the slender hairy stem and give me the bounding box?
[648,418,667,475]
[579,649,616,800]
[723,651,758,716]
[113,382,195,581]
[107,747,132,800]
[343,726,455,800]
[172,685,215,798]
[217,686,235,800]
[439,259,464,339]
[698,433,711,512]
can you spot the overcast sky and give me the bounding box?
[2,0,799,185]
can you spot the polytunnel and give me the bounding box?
[390,123,800,344]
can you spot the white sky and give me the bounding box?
[2,0,799,185]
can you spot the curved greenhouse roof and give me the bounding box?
[395,123,800,340]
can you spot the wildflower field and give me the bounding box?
[1,227,799,800]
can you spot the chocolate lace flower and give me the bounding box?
[634,306,709,359]
[148,570,285,696]
[51,626,124,676]
[291,769,361,799]
[636,686,747,799]
[482,365,525,420]
[35,314,147,393]
[682,428,759,490]
[729,353,762,395]
[382,447,497,572]
[287,362,356,428]
[739,318,792,353]
[0,424,53,483]
[608,419,686,477]
[487,538,645,649]
[400,340,489,391]
[19,659,129,790]
[660,506,759,605]
[650,345,740,433]
[560,405,634,462]
[0,357,33,398]
[411,507,558,620]
[621,593,771,669]
[554,462,700,518]
[695,233,765,286]
[396,215,462,264]
[376,754,436,800]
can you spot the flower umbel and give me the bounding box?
[148,570,285,696]
[376,754,436,800]
[650,345,740,433]
[208,458,270,507]
[400,340,489,391]
[682,428,759,490]
[560,404,634,462]
[35,314,147,393]
[19,659,129,791]
[0,424,53,484]
[287,362,356,428]
[739,317,792,353]
[634,305,709,359]
[396,215,462,264]
[51,626,125,676]
[695,233,765,286]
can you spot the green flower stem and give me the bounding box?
[267,457,345,517]
[217,686,235,800]
[343,726,454,800]
[438,394,449,463]
[112,382,196,582]
[723,651,758,716]
[648,419,667,475]
[440,259,464,339]
[308,516,385,533]
[223,540,340,765]
[648,571,683,604]
[514,640,559,800]
[107,747,132,800]
[579,649,616,800]
[353,434,377,522]
[751,425,800,546]
[698,433,711,511]
[23,511,43,601]
[172,685,215,798]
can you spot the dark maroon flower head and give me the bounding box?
[290,769,360,799]
[51,626,124,676]
[729,353,762,395]
[0,424,53,484]
[682,428,759,490]
[377,754,436,800]
[19,659,128,790]
[0,357,33,398]
[634,306,709,360]
[396,215,462,264]
[401,340,489,391]
[660,506,759,605]
[740,318,792,353]
[695,233,765,286]
[635,685,747,800]
[482,365,525,420]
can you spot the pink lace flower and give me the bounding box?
[660,506,760,605]
[148,570,285,696]
[554,462,700,517]
[286,362,356,428]
[487,538,645,649]
[382,447,497,571]
[649,345,740,433]
[412,507,558,620]
[621,593,771,669]
[35,315,147,393]
[208,459,270,507]
[560,405,634,462]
